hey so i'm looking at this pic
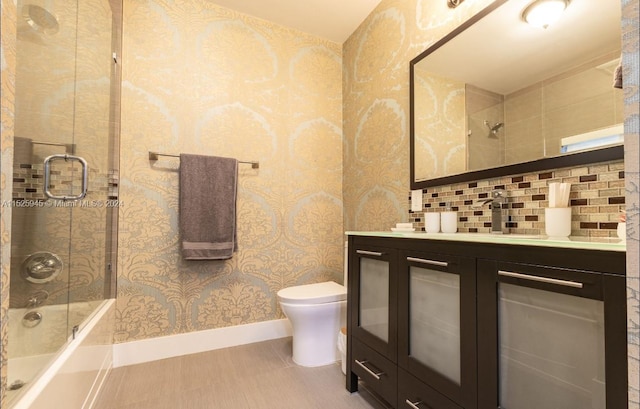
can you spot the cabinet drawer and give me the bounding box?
[398,369,463,409]
[352,337,397,405]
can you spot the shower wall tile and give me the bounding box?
[117,0,343,342]
[10,163,110,202]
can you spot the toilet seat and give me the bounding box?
[277,281,346,305]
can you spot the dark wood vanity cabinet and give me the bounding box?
[347,244,398,404]
[397,250,476,409]
[477,260,628,409]
[346,235,627,409]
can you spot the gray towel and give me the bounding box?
[180,154,238,260]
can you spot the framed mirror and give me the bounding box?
[410,0,624,189]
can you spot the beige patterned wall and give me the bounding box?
[0,0,17,403]
[117,0,343,342]
[413,68,466,182]
[343,0,494,231]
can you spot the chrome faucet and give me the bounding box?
[477,189,506,234]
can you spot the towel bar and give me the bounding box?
[148,151,259,169]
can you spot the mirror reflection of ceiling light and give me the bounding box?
[447,0,464,8]
[522,0,570,29]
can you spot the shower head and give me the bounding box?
[23,4,59,35]
[484,120,504,135]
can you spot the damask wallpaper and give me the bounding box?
[342,0,494,232]
[413,69,466,182]
[117,0,343,342]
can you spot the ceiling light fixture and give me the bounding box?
[522,0,569,29]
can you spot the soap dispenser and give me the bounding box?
[441,204,457,233]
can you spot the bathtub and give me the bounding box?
[7,299,115,409]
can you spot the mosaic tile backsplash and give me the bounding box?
[409,160,625,238]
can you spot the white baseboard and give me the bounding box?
[112,318,293,367]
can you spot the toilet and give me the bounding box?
[277,243,348,367]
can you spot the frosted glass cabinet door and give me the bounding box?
[398,252,476,409]
[499,283,605,409]
[351,246,397,361]
[410,266,461,384]
[477,259,628,409]
[360,257,390,342]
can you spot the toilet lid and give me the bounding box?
[277,281,347,305]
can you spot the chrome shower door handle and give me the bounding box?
[44,154,89,200]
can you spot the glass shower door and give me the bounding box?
[66,0,115,325]
[8,0,117,404]
[9,1,82,395]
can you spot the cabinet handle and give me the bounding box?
[354,359,384,380]
[356,250,383,257]
[406,257,448,267]
[405,399,424,409]
[498,270,583,289]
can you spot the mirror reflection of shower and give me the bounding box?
[18,3,59,45]
[484,120,504,137]
[23,4,59,34]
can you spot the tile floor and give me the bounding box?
[93,337,390,409]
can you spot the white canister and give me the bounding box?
[544,207,572,237]
[441,211,457,233]
[425,212,440,233]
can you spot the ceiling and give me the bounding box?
[209,0,382,43]
[415,0,622,95]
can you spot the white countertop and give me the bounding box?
[346,231,626,252]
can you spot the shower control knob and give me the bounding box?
[22,311,43,328]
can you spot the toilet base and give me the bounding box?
[281,300,346,367]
